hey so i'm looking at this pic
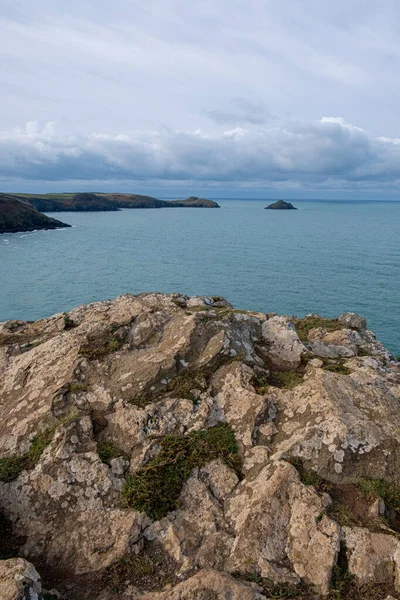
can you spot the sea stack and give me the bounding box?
[265,200,298,210]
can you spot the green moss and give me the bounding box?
[63,315,75,329]
[103,546,178,593]
[323,362,351,375]
[290,458,322,487]
[0,456,27,484]
[20,340,42,353]
[97,440,125,463]
[123,423,240,519]
[252,370,304,394]
[79,335,124,358]
[67,382,87,392]
[292,316,346,342]
[128,396,154,408]
[26,427,56,465]
[358,478,400,513]
[0,426,56,483]
[268,371,304,389]
[329,541,355,600]
[327,501,359,527]
[166,370,207,401]
[357,347,372,357]
[251,373,270,395]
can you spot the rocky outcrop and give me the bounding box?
[0,293,399,599]
[0,194,71,234]
[265,200,298,210]
[0,558,41,600]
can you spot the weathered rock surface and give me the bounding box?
[342,527,400,589]
[0,558,41,600]
[0,294,399,599]
[261,316,305,370]
[141,569,265,599]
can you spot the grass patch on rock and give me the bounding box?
[289,458,323,488]
[269,371,305,389]
[79,330,125,359]
[127,395,154,409]
[97,440,125,464]
[123,423,240,520]
[326,501,359,527]
[0,426,56,483]
[291,316,346,342]
[251,370,304,393]
[357,478,400,513]
[166,370,207,401]
[103,544,178,593]
[322,362,351,375]
[67,382,87,393]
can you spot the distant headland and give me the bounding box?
[0,194,71,234]
[265,200,298,210]
[0,193,219,234]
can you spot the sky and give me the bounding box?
[2,0,400,198]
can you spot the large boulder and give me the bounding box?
[261,316,305,371]
[343,527,400,591]
[225,460,340,594]
[0,558,41,600]
[269,358,400,483]
[141,569,266,599]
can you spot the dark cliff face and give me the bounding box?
[24,193,120,212]
[0,195,71,234]
[265,200,298,210]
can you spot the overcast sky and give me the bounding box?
[2,0,400,198]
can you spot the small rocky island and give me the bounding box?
[0,293,399,599]
[0,194,71,234]
[265,199,298,210]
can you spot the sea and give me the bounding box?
[1,198,399,356]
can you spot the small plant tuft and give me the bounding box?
[63,315,75,329]
[97,440,125,463]
[290,458,322,488]
[79,334,124,359]
[291,316,346,342]
[327,501,359,527]
[67,382,87,393]
[323,362,351,375]
[268,370,304,389]
[123,423,240,519]
[128,396,154,409]
[252,370,304,393]
[166,370,207,401]
[358,478,400,513]
[103,545,178,593]
[0,426,56,483]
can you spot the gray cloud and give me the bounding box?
[2,1,400,195]
[206,98,275,125]
[2,117,400,194]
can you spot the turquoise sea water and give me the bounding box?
[1,199,399,355]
